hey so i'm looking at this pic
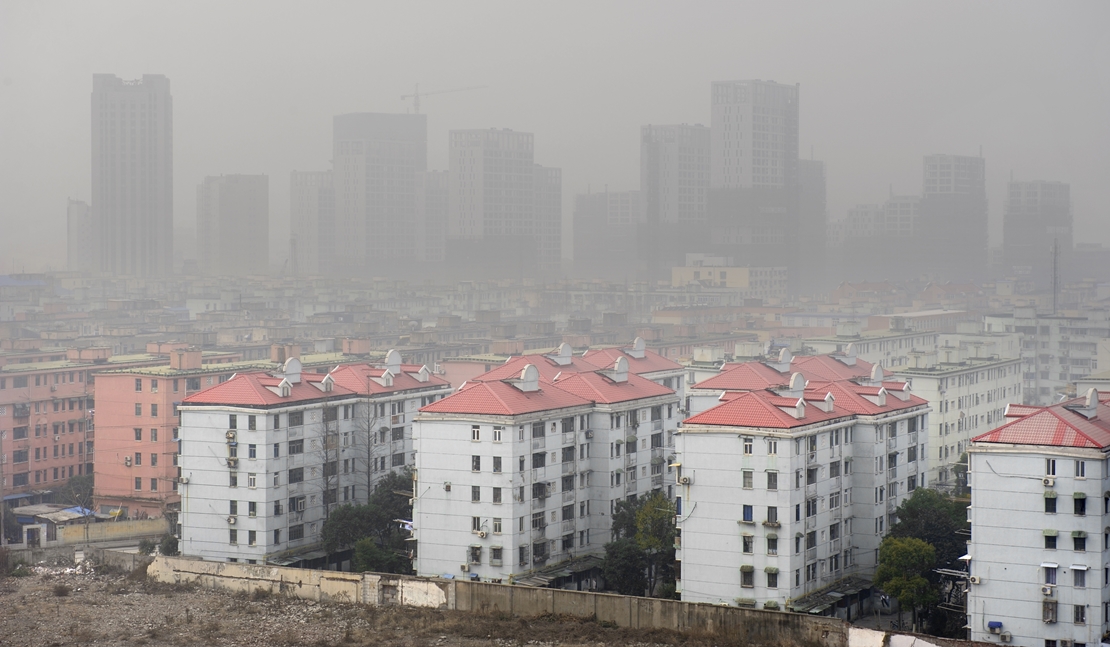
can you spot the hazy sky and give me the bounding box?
[1,1,1107,273]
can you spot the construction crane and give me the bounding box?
[400,84,487,114]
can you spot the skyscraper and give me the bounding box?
[447,129,561,277]
[796,159,828,293]
[91,74,173,275]
[196,174,269,276]
[332,113,427,273]
[1002,180,1071,287]
[710,80,799,191]
[66,199,99,273]
[572,189,643,280]
[290,170,334,276]
[414,170,448,265]
[918,154,987,281]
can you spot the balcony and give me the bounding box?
[625,453,637,468]
[886,499,896,514]
[907,431,918,445]
[887,437,897,451]
[805,516,816,530]
[651,447,664,460]
[625,480,638,494]
[562,462,575,475]
[531,497,547,511]
[561,519,575,533]
[13,405,30,420]
[888,466,898,481]
[652,419,663,432]
[805,547,817,562]
[562,490,574,503]
[831,538,841,553]
[907,462,918,476]
[532,437,545,450]
[651,475,664,489]
[805,483,817,498]
[807,452,817,465]
[531,526,547,541]
[830,506,842,521]
[563,432,575,445]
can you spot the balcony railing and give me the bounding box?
[532,526,547,540]
[886,499,896,514]
[652,419,663,432]
[562,462,575,475]
[562,490,574,503]
[807,452,817,465]
[625,453,637,468]
[887,466,898,481]
[625,480,638,494]
[532,497,547,511]
[907,431,918,445]
[651,475,664,488]
[887,436,897,450]
[651,447,664,460]
[805,547,817,562]
[532,437,545,450]
[561,519,575,533]
[563,432,575,445]
[831,538,841,553]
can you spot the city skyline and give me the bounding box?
[1,2,1107,274]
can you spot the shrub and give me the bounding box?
[138,538,157,556]
[158,534,179,556]
[53,583,72,597]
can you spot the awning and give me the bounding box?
[740,565,754,572]
[1072,530,1088,538]
[626,436,638,444]
[1072,564,1089,571]
[1044,491,1058,499]
[958,554,972,561]
[766,533,778,539]
[764,566,779,574]
[1043,529,1059,536]
[1041,562,1059,568]
[1074,492,1087,499]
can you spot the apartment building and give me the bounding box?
[412,357,681,582]
[196,174,269,276]
[984,307,1110,405]
[176,351,451,564]
[675,376,929,614]
[805,322,941,369]
[967,390,1110,647]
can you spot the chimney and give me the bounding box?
[283,357,302,384]
[385,349,402,376]
[516,364,540,392]
[170,348,203,370]
[611,357,629,383]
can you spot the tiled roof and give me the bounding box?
[550,371,673,404]
[974,398,1110,449]
[684,391,850,429]
[791,355,888,382]
[816,381,928,415]
[328,364,450,395]
[182,371,357,407]
[580,347,682,375]
[694,362,790,390]
[473,354,600,382]
[418,379,592,416]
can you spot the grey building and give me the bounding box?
[197,174,269,276]
[571,189,643,280]
[91,74,173,276]
[640,124,711,276]
[918,154,987,281]
[290,170,334,276]
[67,199,98,273]
[1002,180,1072,288]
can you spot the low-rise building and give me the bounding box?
[412,357,681,583]
[675,375,929,614]
[967,389,1110,646]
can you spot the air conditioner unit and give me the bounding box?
[459,564,469,572]
[585,430,594,439]
[54,435,60,442]
[178,477,189,484]
[1041,585,1054,596]
[1043,477,1055,487]
[227,516,237,525]
[678,475,692,485]
[968,575,981,584]
[1060,641,1072,647]
[1000,632,1012,643]
[477,531,488,539]
[226,430,237,441]
[50,385,57,392]
[227,458,239,468]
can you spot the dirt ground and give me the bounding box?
[0,560,733,647]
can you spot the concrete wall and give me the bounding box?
[59,518,169,544]
[143,552,989,647]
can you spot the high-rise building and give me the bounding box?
[571,189,643,280]
[1002,180,1072,288]
[67,199,99,273]
[796,160,828,294]
[290,171,334,276]
[710,80,799,191]
[447,129,561,277]
[91,74,173,276]
[639,124,711,276]
[332,113,427,273]
[918,154,987,281]
[196,174,269,276]
[415,170,448,265]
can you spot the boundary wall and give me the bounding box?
[146,554,987,647]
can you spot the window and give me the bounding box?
[1075,495,1087,516]
[229,529,238,545]
[742,470,753,489]
[492,487,502,504]
[247,473,257,488]
[493,518,502,534]
[829,491,841,509]
[806,498,818,518]
[1075,460,1086,478]
[472,486,481,502]
[743,437,753,455]
[531,512,545,529]
[1074,604,1086,624]
[289,467,304,483]
[288,411,303,427]
[289,525,304,541]
[134,477,142,491]
[767,440,777,455]
[391,427,404,441]
[829,461,840,478]
[151,453,158,467]
[1046,458,1056,475]
[134,428,142,441]
[1074,568,1086,587]
[150,428,158,442]
[248,444,256,459]
[471,425,480,441]
[767,535,778,555]
[493,426,503,442]
[1074,535,1087,551]
[766,472,777,490]
[493,456,502,473]
[229,414,238,429]
[472,455,481,472]
[150,478,158,491]
[1043,601,1058,624]
[1045,566,1057,585]
[1045,495,1057,514]
[1045,534,1057,549]
[391,453,404,467]
[248,501,257,517]
[288,439,303,454]
[740,568,754,587]
[767,571,779,588]
[742,505,753,522]
[134,452,142,466]
[273,529,281,544]
[230,473,238,487]
[532,452,546,468]
[135,378,143,392]
[806,467,817,485]
[806,531,817,549]
[742,535,754,553]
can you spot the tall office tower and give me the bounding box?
[91,74,173,275]
[1002,180,1072,288]
[290,170,334,276]
[196,174,269,276]
[332,113,427,273]
[448,129,554,277]
[710,80,799,190]
[572,189,644,279]
[639,124,711,277]
[66,199,99,273]
[796,159,827,293]
[918,154,987,281]
[533,164,563,273]
[415,170,449,264]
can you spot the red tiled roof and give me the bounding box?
[791,355,888,382]
[815,381,928,415]
[973,398,1110,449]
[329,364,450,395]
[550,371,673,404]
[183,371,357,407]
[684,391,850,429]
[699,356,887,392]
[580,347,682,375]
[418,379,592,416]
[694,362,789,390]
[473,354,600,382]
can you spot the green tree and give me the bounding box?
[634,492,676,596]
[353,537,407,573]
[601,538,647,595]
[56,474,94,508]
[875,536,939,630]
[889,488,968,570]
[158,534,179,556]
[320,468,413,574]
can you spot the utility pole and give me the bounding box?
[1052,238,1059,316]
[0,428,6,547]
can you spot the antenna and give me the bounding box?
[400,84,487,114]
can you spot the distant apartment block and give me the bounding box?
[197,174,269,276]
[1002,180,1072,288]
[91,74,174,276]
[918,154,987,281]
[641,124,710,225]
[571,189,643,279]
[415,170,449,264]
[710,80,799,190]
[289,170,334,276]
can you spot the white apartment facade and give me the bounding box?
[413,358,682,583]
[710,80,799,190]
[676,377,930,614]
[967,390,1110,647]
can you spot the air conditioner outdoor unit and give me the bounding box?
[1043,477,1055,487]
[54,435,60,442]
[477,531,488,539]
[227,516,237,525]
[226,430,237,441]
[227,458,239,468]
[1061,641,1072,647]
[585,430,594,439]
[1000,632,1012,643]
[178,477,189,484]
[678,475,692,485]
[459,564,469,572]
[50,385,57,392]
[968,576,981,584]
[1041,585,1054,596]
